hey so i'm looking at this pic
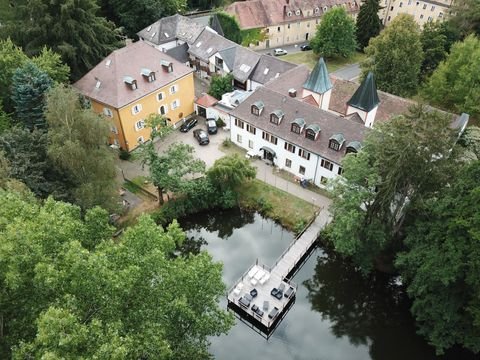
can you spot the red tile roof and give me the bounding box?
[302,95,319,107]
[74,41,193,109]
[196,93,219,107]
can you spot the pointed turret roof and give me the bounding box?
[347,72,380,112]
[303,58,332,94]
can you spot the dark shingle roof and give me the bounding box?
[230,86,367,164]
[250,55,297,85]
[303,57,332,94]
[347,72,380,112]
[166,43,189,63]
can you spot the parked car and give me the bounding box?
[206,118,217,134]
[193,129,209,145]
[180,118,198,132]
[300,44,312,51]
[273,48,288,56]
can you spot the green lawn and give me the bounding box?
[282,51,367,72]
[237,179,318,233]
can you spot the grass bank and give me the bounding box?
[237,179,318,233]
[282,51,367,72]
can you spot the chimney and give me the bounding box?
[288,88,297,97]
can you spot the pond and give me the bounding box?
[179,208,474,360]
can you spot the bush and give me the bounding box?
[222,138,233,148]
[119,148,131,160]
[216,118,226,128]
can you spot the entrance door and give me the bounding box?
[197,106,207,117]
[306,33,309,40]
[263,150,274,162]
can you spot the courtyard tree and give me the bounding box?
[329,105,457,272]
[311,7,356,58]
[207,153,256,192]
[422,35,480,118]
[420,21,448,80]
[361,14,423,97]
[355,0,382,50]
[45,85,117,211]
[0,191,233,359]
[4,0,123,79]
[11,62,53,130]
[208,74,234,100]
[396,161,480,354]
[448,0,480,37]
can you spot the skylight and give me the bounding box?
[206,47,213,54]
[105,59,111,67]
[240,64,251,73]
[151,32,156,38]
[164,32,169,38]
[263,68,269,75]
[196,41,202,48]
[147,26,152,32]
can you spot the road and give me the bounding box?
[254,42,309,55]
[330,62,361,81]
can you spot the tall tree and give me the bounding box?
[361,14,423,97]
[311,7,357,58]
[0,38,28,112]
[396,161,480,355]
[215,12,242,44]
[30,46,70,84]
[45,85,117,211]
[0,191,233,359]
[104,0,187,38]
[449,0,480,37]
[420,21,447,80]
[355,0,382,50]
[0,127,71,200]
[329,106,457,272]
[11,62,53,130]
[422,35,480,118]
[4,0,123,79]
[208,74,233,100]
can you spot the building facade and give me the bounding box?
[379,0,453,27]
[226,0,359,50]
[74,41,195,151]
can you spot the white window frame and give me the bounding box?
[111,125,118,134]
[137,136,145,144]
[248,140,254,149]
[131,103,142,115]
[171,99,180,110]
[103,107,113,117]
[159,105,168,115]
[237,134,242,143]
[157,92,165,101]
[135,119,145,131]
[169,84,178,94]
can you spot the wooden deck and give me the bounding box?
[226,209,331,336]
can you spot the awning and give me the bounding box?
[260,146,276,157]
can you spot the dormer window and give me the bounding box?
[291,118,305,134]
[314,7,320,13]
[287,11,292,16]
[141,68,155,82]
[161,60,173,73]
[329,133,345,151]
[124,76,137,90]
[295,9,301,15]
[270,110,284,125]
[346,141,362,154]
[305,124,321,140]
[323,6,328,11]
[251,101,264,116]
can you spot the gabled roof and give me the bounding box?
[166,43,189,63]
[137,14,205,46]
[347,72,380,112]
[250,54,297,85]
[218,46,237,70]
[303,58,332,94]
[188,28,236,62]
[196,93,219,107]
[232,46,261,82]
[74,41,193,109]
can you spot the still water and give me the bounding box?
[179,208,474,360]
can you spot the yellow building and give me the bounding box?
[380,0,453,27]
[75,41,195,151]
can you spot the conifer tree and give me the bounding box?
[355,0,382,50]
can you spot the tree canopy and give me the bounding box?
[207,154,256,191]
[422,34,480,118]
[420,21,448,80]
[208,74,234,100]
[396,161,480,354]
[355,0,382,50]
[329,105,457,272]
[0,190,233,359]
[361,14,423,97]
[311,7,357,58]
[3,0,123,79]
[448,0,480,37]
[45,85,117,211]
[215,12,242,44]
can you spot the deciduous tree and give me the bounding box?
[396,161,480,354]
[420,21,447,80]
[45,85,117,211]
[11,62,53,130]
[207,154,256,191]
[329,106,457,272]
[4,0,123,79]
[0,191,233,359]
[361,14,423,96]
[208,74,233,100]
[449,0,480,37]
[311,7,357,58]
[422,35,480,118]
[355,0,382,50]
[215,12,242,44]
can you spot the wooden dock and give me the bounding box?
[226,209,331,337]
